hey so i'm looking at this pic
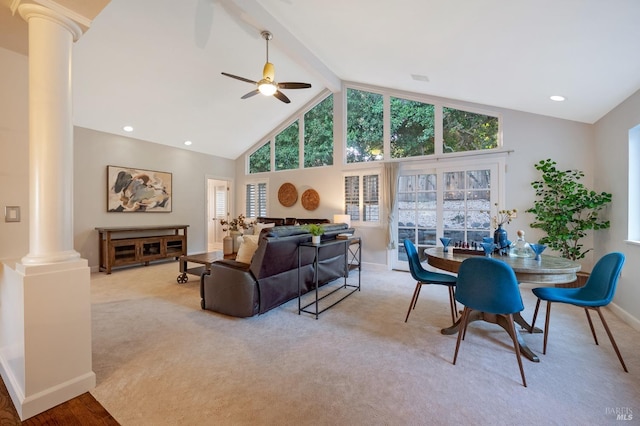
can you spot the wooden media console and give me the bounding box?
[96,225,188,273]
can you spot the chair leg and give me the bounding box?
[505,313,527,387]
[453,307,471,365]
[593,307,628,373]
[404,282,422,322]
[530,298,541,333]
[413,284,423,310]
[584,308,599,345]
[543,301,552,355]
[448,286,458,324]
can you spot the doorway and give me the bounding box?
[207,178,231,252]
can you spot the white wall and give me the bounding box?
[593,88,640,325]
[74,127,236,269]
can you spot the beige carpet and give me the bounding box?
[90,262,640,425]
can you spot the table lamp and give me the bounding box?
[333,214,351,228]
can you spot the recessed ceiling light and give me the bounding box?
[411,74,430,82]
[184,140,192,146]
[550,95,565,102]
[123,125,133,132]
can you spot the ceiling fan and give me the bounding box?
[221,31,312,104]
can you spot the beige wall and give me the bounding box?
[73,127,236,268]
[0,47,29,260]
[594,88,640,326]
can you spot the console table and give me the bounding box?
[298,237,361,319]
[96,225,188,273]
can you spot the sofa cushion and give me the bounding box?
[235,235,260,264]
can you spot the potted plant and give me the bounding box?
[526,159,612,285]
[305,224,325,244]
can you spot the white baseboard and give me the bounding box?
[20,372,96,420]
[0,352,96,420]
[608,302,640,332]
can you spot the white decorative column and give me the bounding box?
[0,3,95,420]
[20,3,81,265]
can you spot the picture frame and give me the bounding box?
[107,165,172,212]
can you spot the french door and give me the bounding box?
[393,160,502,270]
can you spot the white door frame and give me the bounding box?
[205,174,233,251]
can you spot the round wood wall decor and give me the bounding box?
[278,182,298,207]
[301,188,320,211]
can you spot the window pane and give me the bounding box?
[443,107,499,153]
[344,176,360,221]
[444,171,465,191]
[275,121,299,171]
[249,142,270,174]
[390,97,435,158]
[363,175,379,222]
[346,88,383,163]
[418,228,436,247]
[398,173,436,261]
[467,169,491,189]
[304,94,333,167]
[442,169,492,244]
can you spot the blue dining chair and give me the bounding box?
[453,257,527,387]
[403,239,458,323]
[530,252,627,372]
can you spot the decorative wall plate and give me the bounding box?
[278,182,298,207]
[301,188,320,211]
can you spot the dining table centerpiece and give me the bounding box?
[492,205,517,254]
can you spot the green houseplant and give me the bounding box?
[526,159,612,262]
[305,224,325,243]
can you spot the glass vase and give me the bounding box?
[494,225,508,253]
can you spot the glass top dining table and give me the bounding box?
[424,247,582,362]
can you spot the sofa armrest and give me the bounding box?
[200,261,259,317]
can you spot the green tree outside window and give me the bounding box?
[304,94,334,167]
[275,121,299,171]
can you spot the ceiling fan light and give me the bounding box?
[258,81,277,96]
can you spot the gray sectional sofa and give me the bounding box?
[200,223,354,317]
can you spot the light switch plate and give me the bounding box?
[5,206,20,222]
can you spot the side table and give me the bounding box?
[298,237,361,319]
[177,251,224,283]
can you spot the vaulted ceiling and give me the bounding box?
[3,0,640,159]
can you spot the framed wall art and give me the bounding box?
[107,165,172,212]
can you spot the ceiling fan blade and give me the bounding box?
[273,90,291,104]
[278,82,312,90]
[221,72,257,85]
[241,90,260,99]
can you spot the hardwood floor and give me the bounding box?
[0,377,119,425]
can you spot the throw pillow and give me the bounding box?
[235,235,260,264]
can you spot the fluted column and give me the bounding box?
[19,4,82,265]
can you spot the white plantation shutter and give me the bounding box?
[343,173,380,224]
[246,182,267,217]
